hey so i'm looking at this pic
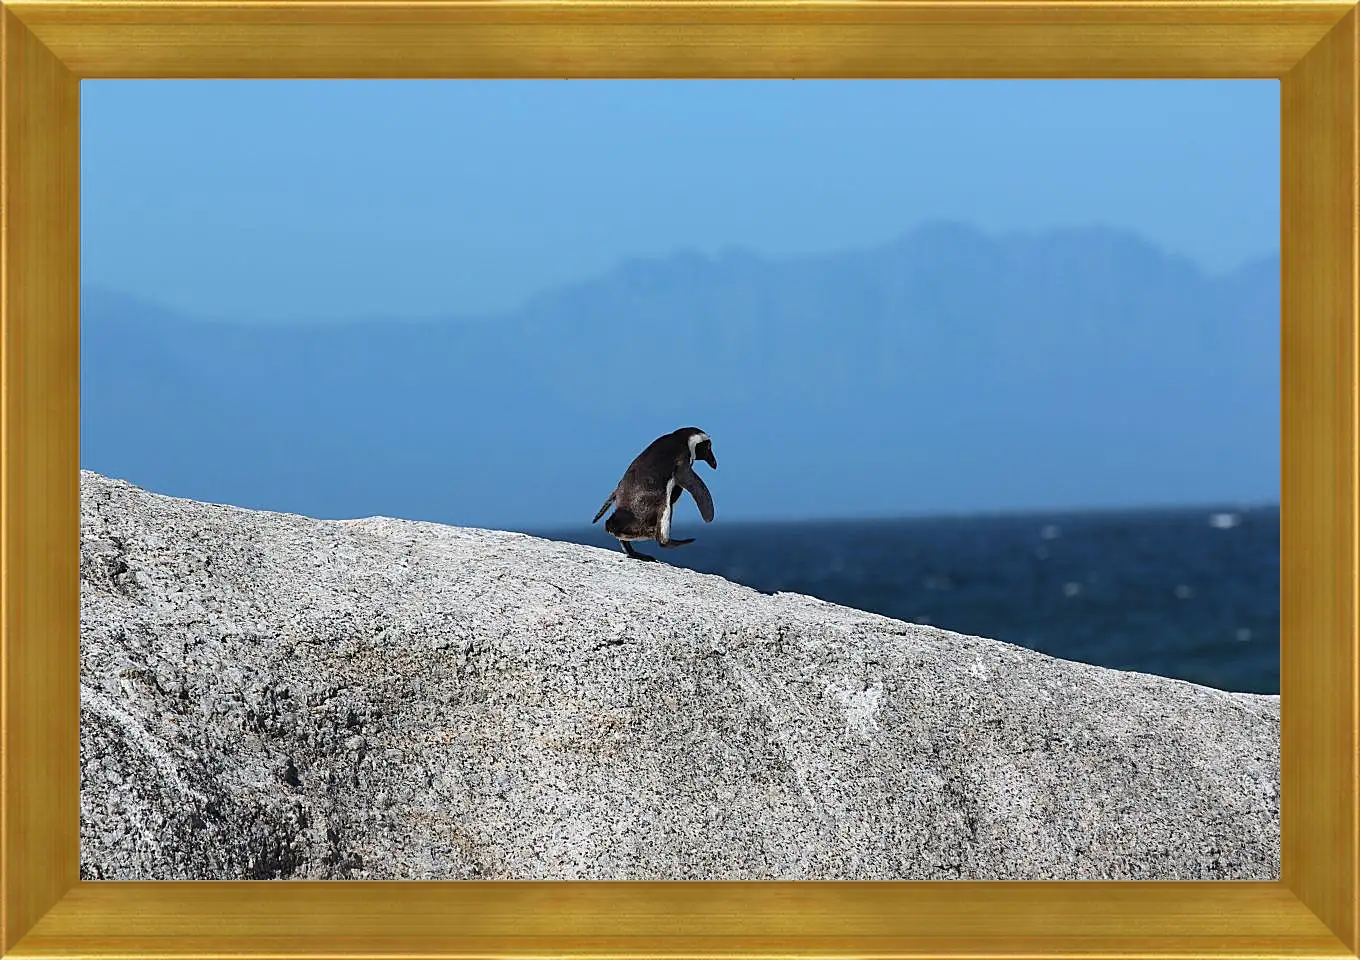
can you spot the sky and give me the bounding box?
[81,80,1280,324]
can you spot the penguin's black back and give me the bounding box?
[605,429,700,532]
[618,429,696,497]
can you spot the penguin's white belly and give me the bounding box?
[658,477,675,542]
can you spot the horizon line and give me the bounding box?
[524,498,1281,535]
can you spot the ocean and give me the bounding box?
[534,505,1281,696]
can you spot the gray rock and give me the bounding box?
[78,470,1279,880]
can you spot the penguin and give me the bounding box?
[592,427,717,562]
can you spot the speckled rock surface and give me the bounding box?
[79,470,1280,880]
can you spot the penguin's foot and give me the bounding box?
[657,537,695,549]
[621,541,658,562]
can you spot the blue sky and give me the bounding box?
[81,80,1279,324]
[79,80,1281,523]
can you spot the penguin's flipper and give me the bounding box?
[591,492,616,524]
[676,463,715,523]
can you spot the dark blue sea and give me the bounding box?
[535,505,1280,695]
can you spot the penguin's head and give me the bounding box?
[696,438,717,470]
[682,428,717,470]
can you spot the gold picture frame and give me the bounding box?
[2,2,1356,957]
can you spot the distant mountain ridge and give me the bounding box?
[81,221,1279,530]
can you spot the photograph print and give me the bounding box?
[79,79,1279,880]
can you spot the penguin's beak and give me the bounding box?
[703,450,717,469]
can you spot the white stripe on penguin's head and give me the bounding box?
[685,431,710,464]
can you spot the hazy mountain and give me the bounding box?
[81,221,1279,530]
